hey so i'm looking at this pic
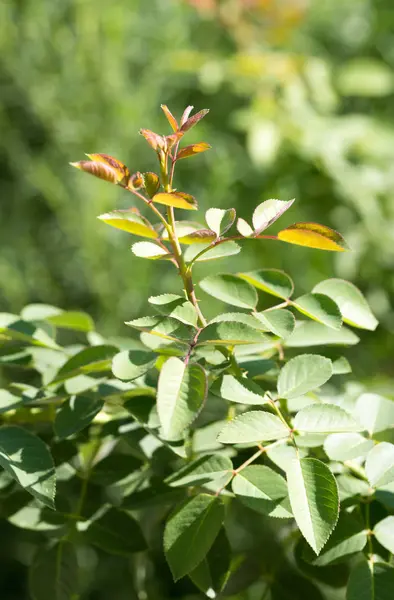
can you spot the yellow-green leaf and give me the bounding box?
[161,104,179,132]
[153,192,198,211]
[277,222,350,252]
[98,209,158,239]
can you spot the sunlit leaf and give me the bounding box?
[254,309,295,338]
[238,269,294,299]
[177,142,211,160]
[166,454,233,487]
[218,411,289,444]
[232,465,292,518]
[374,516,394,554]
[185,241,240,262]
[161,104,179,132]
[205,208,236,237]
[180,108,209,132]
[140,128,166,151]
[353,393,394,435]
[153,191,198,210]
[197,322,270,346]
[278,355,333,399]
[277,222,350,252]
[86,153,130,183]
[252,198,295,234]
[293,293,342,330]
[324,433,373,461]
[294,405,363,434]
[179,229,216,244]
[131,241,170,259]
[285,322,359,347]
[157,357,207,440]
[365,442,394,487]
[212,374,267,405]
[200,274,258,309]
[236,217,254,237]
[313,279,378,331]
[98,209,158,238]
[287,457,339,554]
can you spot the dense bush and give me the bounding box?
[0,106,393,600]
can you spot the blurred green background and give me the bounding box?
[1,2,394,599]
[1,0,394,376]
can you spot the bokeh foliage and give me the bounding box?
[0,1,394,596]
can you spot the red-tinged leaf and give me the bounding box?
[178,229,216,244]
[129,172,144,189]
[277,222,350,252]
[153,192,198,211]
[140,129,166,151]
[180,105,194,127]
[166,132,184,150]
[86,153,130,184]
[143,172,160,198]
[70,160,120,185]
[181,109,210,132]
[161,104,179,132]
[177,143,211,160]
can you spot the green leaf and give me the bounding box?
[29,541,78,600]
[84,508,146,555]
[347,558,394,600]
[131,241,170,259]
[157,357,207,441]
[293,293,342,330]
[232,465,292,518]
[365,442,394,487]
[278,222,350,252]
[238,269,294,299]
[212,374,267,405]
[252,198,295,233]
[46,311,94,332]
[0,426,56,508]
[0,314,59,349]
[170,301,198,327]
[0,389,23,414]
[205,208,236,236]
[374,516,394,554]
[277,355,333,399]
[164,494,224,581]
[148,293,183,306]
[54,395,103,439]
[353,393,394,435]
[287,457,339,555]
[218,411,289,444]
[332,356,352,374]
[254,309,295,338]
[166,454,233,487]
[200,274,258,309]
[53,345,117,383]
[112,350,157,381]
[143,171,160,198]
[197,322,270,346]
[8,501,67,533]
[294,405,363,434]
[185,241,241,263]
[189,527,231,597]
[98,209,158,238]
[324,433,373,461]
[286,322,360,347]
[153,191,198,210]
[313,279,378,331]
[210,312,267,330]
[303,513,367,566]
